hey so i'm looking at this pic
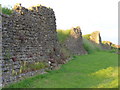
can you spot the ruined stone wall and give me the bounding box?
[90,31,102,44]
[65,26,87,55]
[89,31,112,50]
[1,4,64,86]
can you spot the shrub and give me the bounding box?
[19,61,47,74]
[4,49,11,60]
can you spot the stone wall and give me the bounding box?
[90,31,102,44]
[1,4,64,86]
[89,31,112,50]
[65,26,87,55]
[101,41,113,50]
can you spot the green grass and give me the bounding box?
[83,38,103,53]
[57,29,71,43]
[0,6,13,15]
[5,51,118,88]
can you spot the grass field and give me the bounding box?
[5,51,118,88]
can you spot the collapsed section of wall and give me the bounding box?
[65,26,87,55]
[2,4,64,86]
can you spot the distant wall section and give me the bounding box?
[65,26,87,55]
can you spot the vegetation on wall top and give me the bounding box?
[57,29,71,43]
[0,6,13,15]
[82,34,91,40]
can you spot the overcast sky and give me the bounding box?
[0,0,119,44]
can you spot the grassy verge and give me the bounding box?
[5,51,118,88]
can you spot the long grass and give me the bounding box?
[82,38,103,53]
[5,51,118,88]
[57,29,71,43]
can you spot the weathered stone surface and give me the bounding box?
[1,4,64,86]
[101,41,112,49]
[90,31,102,44]
[65,26,87,55]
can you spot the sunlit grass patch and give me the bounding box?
[89,66,118,88]
[90,67,118,78]
[90,78,118,88]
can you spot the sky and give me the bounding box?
[0,0,119,45]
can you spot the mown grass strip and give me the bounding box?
[5,51,118,88]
